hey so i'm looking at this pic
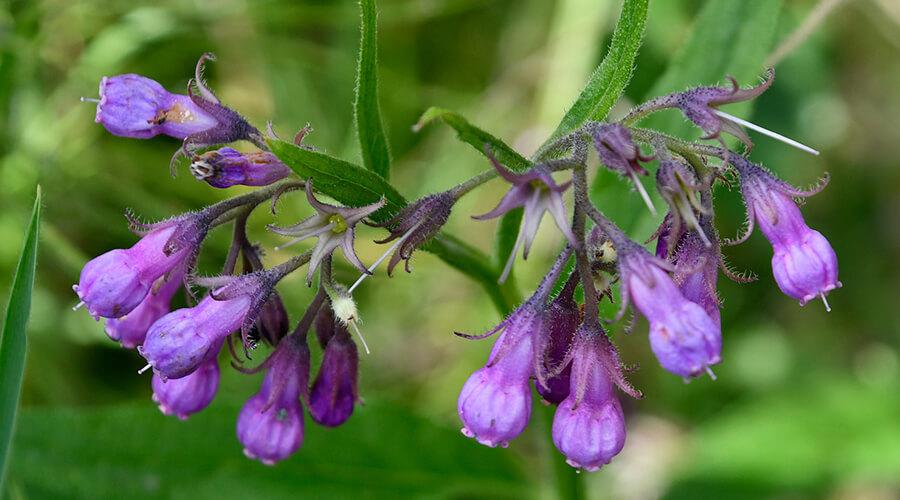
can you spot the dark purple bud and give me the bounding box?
[269,181,385,285]
[104,267,183,348]
[190,147,291,189]
[74,218,199,319]
[731,157,840,307]
[151,346,221,420]
[474,151,577,283]
[250,291,290,347]
[237,335,310,465]
[314,303,336,348]
[309,324,359,427]
[617,243,721,378]
[589,123,656,214]
[372,191,454,275]
[535,272,580,405]
[92,74,218,139]
[552,330,628,472]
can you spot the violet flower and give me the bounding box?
[151,343,222,420]
[190,147,291,189]
[74,212,208,319]
[309,319,359,427]
[269,181,385,285]
[104,266,184,349]
[237,334,310,465]
[552,327,633,472]
[473,151,577,283]
[731,156,840,308]
[588,122,656,214]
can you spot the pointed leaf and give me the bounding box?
[355,0,392,179]
[543,0,650,145]
[0,186,41,490]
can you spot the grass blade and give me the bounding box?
[355,0,392,179]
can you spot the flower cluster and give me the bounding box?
[78,54,838,471]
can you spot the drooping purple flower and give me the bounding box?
[104,265,184,348]
[237,334,310,465]
[309,319,359,427]
[92,74,218,139]
[535,270,580,405]
[73,211,209,319]
[473,150,577,283]
[241,243,290,347]
[668,213,723,327]
[140,266,288,379]
[190,147,291,189]
[731,156,840,307]
[612,234,721,379]
[588,122,656,214]
[552,326,633,472]
[457,247,573,447]
[268,181,385,285]
[371,191,455,275]
[151,343,221,420]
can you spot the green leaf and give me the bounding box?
[9,398,530,499]
[0,186,41,490]
[354,0,392,179]
[415,107,530,172]
[544,0,650,145]
[267,138,520,313]
[640,0,784,137]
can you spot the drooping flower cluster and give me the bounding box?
[78,52,838,472]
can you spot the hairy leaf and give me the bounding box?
[354,0,392,179]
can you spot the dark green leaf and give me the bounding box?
[0,186,41,490]
[414,107,530,172]
[354,0,392,179]
[268,138,520,313]
[9,398,529,499]
[544,0,650,145]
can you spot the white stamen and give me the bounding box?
[820,293,831,313]
[137,363,153,375]
[705,366,717,380]
[273,237,306,252]
[72,301,85,311]
[348,220,424,294]
[629,170,657,216]
[349,320,371,355]
[80,97,100,103]
[713,109,820,156]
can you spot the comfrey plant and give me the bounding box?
[75,6,838,472]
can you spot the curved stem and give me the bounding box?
[571,164,599,325]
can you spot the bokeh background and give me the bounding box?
[1,0,899,498]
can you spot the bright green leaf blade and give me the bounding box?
[544,0,649,145]
[640,0,783,137]
[267,138,520,313]
[354,0,392,179]
[0,186,41,490]
[415,107,530,172]
[9,399,529,499]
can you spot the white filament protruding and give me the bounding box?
[80,97,100,103]
[349,320,371,355]
[821,293,832,313]
[348,221,424,294]
[629,170,657,216]
[705,366,717,381]
[273,237,306,252]
[72,301,85,312]
[137,363,153,375]
[713,109,820,156]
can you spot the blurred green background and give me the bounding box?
[1,0,899,498]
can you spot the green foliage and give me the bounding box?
[9,398,529,499]
[415,107,530,172]
[544,0,650,145]
[0,187,41,490]
[354,0,392,180]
